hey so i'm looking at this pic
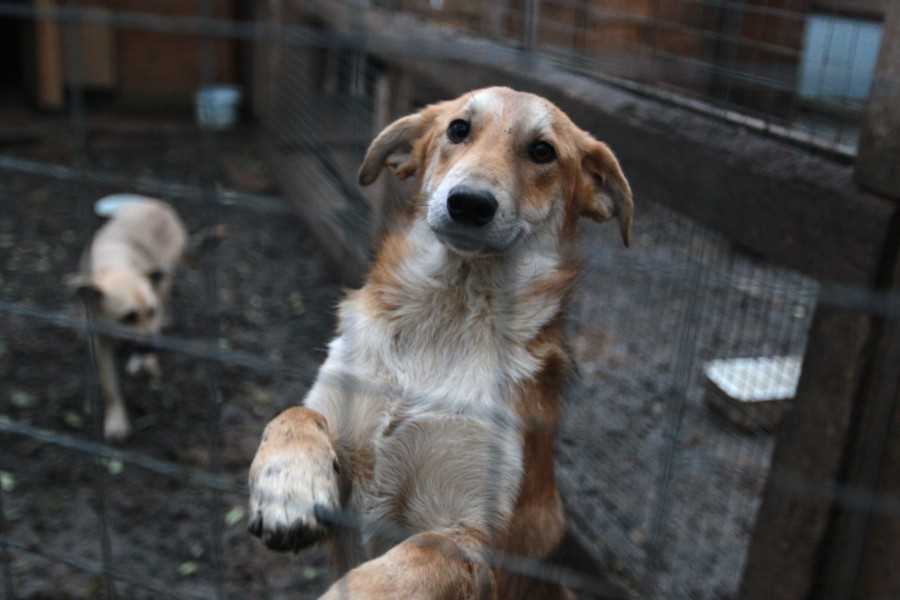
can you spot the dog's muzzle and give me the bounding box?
[430,185,521,254]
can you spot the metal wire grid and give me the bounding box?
[548,199,817,598]
[375,0,885,157]
[0,3,895,600]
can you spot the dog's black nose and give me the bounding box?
[447,186,498,227]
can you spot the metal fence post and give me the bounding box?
[522,0,539,50]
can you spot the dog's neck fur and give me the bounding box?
[372,216,573,332]
[350,214,576,416]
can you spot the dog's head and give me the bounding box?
[359,86,632,255]
[67,269,162,335]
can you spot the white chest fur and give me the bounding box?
[337,267,551,419]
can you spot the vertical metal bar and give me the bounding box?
[768,0,804,137]
[347,0,369,97]
[67,1,115,595]
[67,0,89,167]
[809,14,837,142]
[196,0,226,596]
[522,0,539,50]
[82,309,117,600]
[574,0,589,53]
[711,0,748,110]
[194,1,228,598]
[832,21,861,147]
[0,480,14,600]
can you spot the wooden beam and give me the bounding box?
[851,390,900,600]
[261,136,370,287]
[813,216,900,600]
[738,308,875,600]
[855,0,900,199]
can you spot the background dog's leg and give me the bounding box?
[95,337,130,441]
[319,529,496,600]
[126,354,143,376]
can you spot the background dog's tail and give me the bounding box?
[94,193,153,218]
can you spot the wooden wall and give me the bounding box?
[30,0,239,110]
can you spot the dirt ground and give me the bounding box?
[0,107,817,600]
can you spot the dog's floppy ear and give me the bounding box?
[65,273,104,306]
[358,110,433,186]
[578,138,633,247]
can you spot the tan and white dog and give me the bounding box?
[69,196,187,441]
[248,87,632,599]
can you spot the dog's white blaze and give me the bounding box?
[466,89,504,121]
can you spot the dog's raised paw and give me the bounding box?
[247,450,341,553]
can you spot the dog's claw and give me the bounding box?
[248,512,263,537]
[255,519,328,553]
[247,454,340,553]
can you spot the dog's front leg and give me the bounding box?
[248,404,344,552]
[94,336,130,441]
[320,529,496,600]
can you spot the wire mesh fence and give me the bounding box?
[0,1,897,600]
[377,0,886,157]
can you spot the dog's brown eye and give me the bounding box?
[447,119,470,144]
[120,311,139,325]
[528,141,556,164]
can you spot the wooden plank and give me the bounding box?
[815,318,900,600]
[63,9,116,89]
[738,308,874,600]
[34,0,64,110]
[852,392,900,600]
[113,0,238,106]
[812,0,887,20]
[298,1,896,287]
[261,137,370,287]
[855,0,900,199]
[813,214,900,599]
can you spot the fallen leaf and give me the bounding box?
[289,292,305,315]
[11,390,35,409]
[63,411,83,429]
[0,471,15,493]
[225,505,245,527]
[106,459,124,476]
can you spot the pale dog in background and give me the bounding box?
[69,195,187,440]
[248,87,633,599]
